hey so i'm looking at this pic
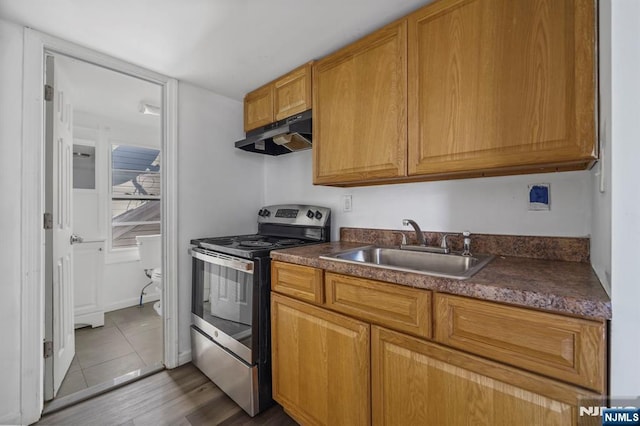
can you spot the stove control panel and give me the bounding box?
[257,204,331,227]
[275,209,299,219]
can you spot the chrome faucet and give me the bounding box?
[401,219,465,255]
[402,219,426,246]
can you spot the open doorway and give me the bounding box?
[44,53,164,401]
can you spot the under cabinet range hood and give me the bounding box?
[235,110,312,156]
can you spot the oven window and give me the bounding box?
[200,262,254,349]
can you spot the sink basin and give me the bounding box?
[320,246,494,280]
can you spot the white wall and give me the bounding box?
[0,18,24,425]
[591,1,612,296]
[177,82,265,359]
[264,152,593,240]
[609,0,640,396]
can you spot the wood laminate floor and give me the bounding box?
[37,363,298,426]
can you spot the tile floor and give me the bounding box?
[57,302,163,398]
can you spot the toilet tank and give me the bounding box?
[136,234,161,270]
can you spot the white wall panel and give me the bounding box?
[591,0,613,296]
[609,0,640,397]
[0,18,26,425]
[176,82,265,356]
[264,152,592,241]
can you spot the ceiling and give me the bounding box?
[0,0,430,100]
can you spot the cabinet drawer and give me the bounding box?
[434,294,606,392]
[325,273,431,339]
[271,261,324,304]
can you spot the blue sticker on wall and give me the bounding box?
[528,184,550,211]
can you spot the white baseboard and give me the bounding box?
[103,292,160,313]
[74,311,104,328]
[178,350,192,366]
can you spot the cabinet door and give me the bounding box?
[407,0,596,176]
[244,84,274,132]
[73,241,104,327]
[274,62,313,121]
[271,293,370,426]
[372,326,599,426]
[313,20,407,185]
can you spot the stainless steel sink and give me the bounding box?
[320,246,494,280]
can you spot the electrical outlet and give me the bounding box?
[342,195,352,212]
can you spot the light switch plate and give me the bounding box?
[342,195,352,212]
[528,183,550,211]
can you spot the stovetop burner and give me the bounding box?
[276,239,302,246]
[191,233,324,259]
[239,240,275,248]
[190,204,331,259]
[204,237,234,246]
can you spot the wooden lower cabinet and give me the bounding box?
[434,293,606,392]
[372,326,599,426]
[271,293,370,426]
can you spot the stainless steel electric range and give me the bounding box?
[189,204,331,416]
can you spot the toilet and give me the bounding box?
[136,234,162,316]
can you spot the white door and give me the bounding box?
[44,54,76,399]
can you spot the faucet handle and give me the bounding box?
[440,234,458,253]
[393,232,408,246]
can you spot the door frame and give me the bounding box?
[21,28,179,424]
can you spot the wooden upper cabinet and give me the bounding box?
[274,62,312,121]
[313,20,408,185]
[244,62,313,132]
[407,0,597,176]
[244,84,274,132]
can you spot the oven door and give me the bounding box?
[190,248,258,365]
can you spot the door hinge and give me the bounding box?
[43,340,53,358]
[44,84,54,102]
[43,212,53,230]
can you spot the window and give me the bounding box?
[111,144,161,248]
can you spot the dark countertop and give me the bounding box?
[271,241,612,321]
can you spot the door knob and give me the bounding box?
[70,234,84,244]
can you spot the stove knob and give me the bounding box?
[263,209,271,217]
[315,210,323,220]
[258,209,264,217]
[306,209,315,219]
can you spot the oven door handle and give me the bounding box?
[189,248,254,274]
